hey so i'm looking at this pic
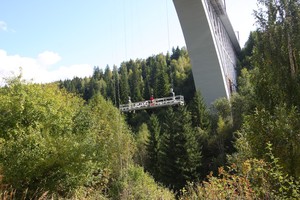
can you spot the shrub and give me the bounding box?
[180,143,300,199]
[113,165,175,200]
[0,78,135,198]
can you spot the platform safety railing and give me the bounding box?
[119,95,184,112]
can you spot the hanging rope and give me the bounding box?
[165,0,171,52]
[123,0,128,60]
[165,0,174,89]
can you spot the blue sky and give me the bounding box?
[0,0,257,83]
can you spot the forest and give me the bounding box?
[1,0,300,199]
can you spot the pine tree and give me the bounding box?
[92,66,103,80]
[119,63,130,104]
[129,61,143,102]
[153,54,170,98]
[158,107,202,191]
[112,65,120,106]
[141,60,152,100]
[135,123,150,167]
[146,114,161,179]
[171,46,181,60]
[189,91,210,130]
[104,65,115,101]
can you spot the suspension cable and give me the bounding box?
[165,0,174,89]
[165,0,171,53]
[123,0,128,60]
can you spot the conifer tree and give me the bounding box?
[141,60,152,100]
[189,91,210,130]
[171,46,181,60]
[158,107,202,191]
[129,61,143,102]
[146,114,161,179]
[112,65,120,106]
[104,65,115,101]
[153,54,170,98]
[92,66,103,80]
[119,63,130,104]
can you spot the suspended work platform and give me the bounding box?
[119,95,185,112]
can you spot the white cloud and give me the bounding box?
[0,49,94,84]
[37,51,62,67]
[0,21,8,31]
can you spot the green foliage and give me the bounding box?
[206,98,235,171]
[0,80,89,195]
[128,60,143,102]
[230,68,257,130]
[263,142,300,199]
[56,47,199,195]
[237,104,300,177]
[0,77,135,198]
[153,54,171,98]
[119,63,130,104]
[112,65,120,106]
[76,94,135,178]
[228,2,300,196]
[158,107,202,191]
[189,91,210,130]
[170,48,190,88]
[113,165,175,200]
[252,0,300,109]
[134,123,149,166]
[180,165,256,200]
[1,131,103,195]
[60,47,192,106]
[210,97,232,123]
[0,81,82,141]
[180,146,300,200]
[145,114,161,178]
[239,31,256,71]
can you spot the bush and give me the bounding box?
[113,165,175,200]
[0,78,135,198]
[180,144,300,199]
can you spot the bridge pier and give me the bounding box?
[173,0,240,105]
